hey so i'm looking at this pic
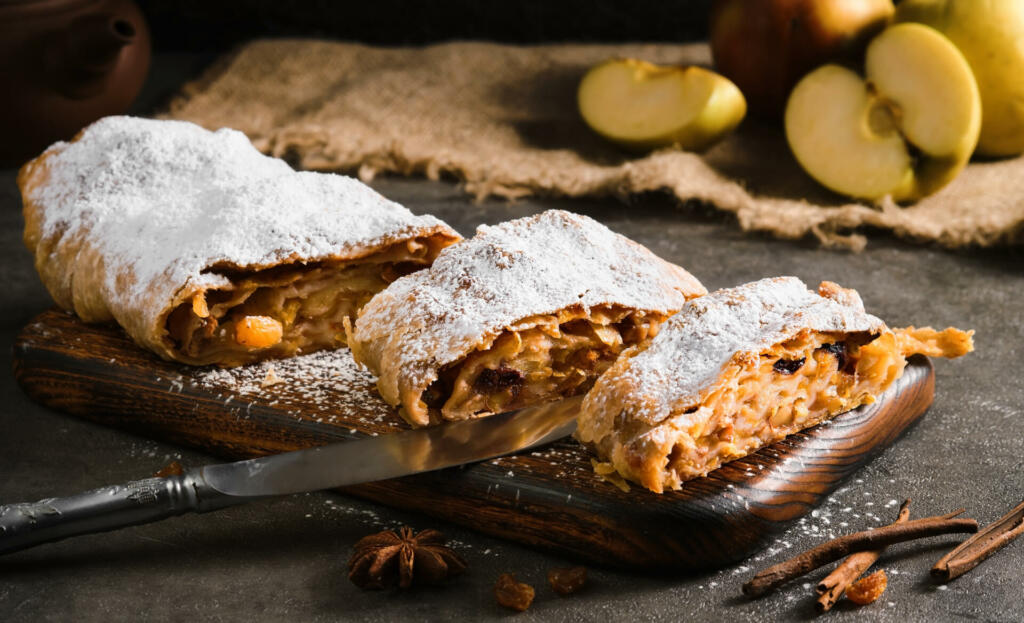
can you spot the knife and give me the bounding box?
[0,395,582,556]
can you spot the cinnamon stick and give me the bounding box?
[815,500,911,613]
[932,499,1024,582]
[742,512,978,597]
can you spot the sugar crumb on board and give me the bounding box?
[189,347,402,433]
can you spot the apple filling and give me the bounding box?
[593,326,971,493]
[165,238,443,366]
[413,305,665,424]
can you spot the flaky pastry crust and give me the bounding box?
[576,277,974,493]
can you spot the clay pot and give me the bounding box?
[0,0,151,167]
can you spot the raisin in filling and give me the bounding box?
[773,357,806,375]
[474,366,525,396]
[820,342,849,371]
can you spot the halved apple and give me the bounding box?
[784,23,980,202]
[896,0,1024,157]
[578,59,746,152]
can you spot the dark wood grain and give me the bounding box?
[12,310,935,570]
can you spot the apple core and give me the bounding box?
[867,98,900,138]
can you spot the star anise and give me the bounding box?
[347,526,467,589]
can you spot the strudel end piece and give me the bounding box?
[576,277,973,493]
[348,210,706,427]
[19,116,460,366]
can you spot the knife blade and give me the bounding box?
[0,395,582,556]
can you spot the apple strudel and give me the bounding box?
[348,210,706,427]
[576,277,973,493]
[19,116,460,366]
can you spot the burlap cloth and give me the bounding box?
[165,40,1024,250]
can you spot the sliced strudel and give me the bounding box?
[576,277,973,493]
[19,116,460,366]
[348,210,706,427]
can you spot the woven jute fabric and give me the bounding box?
[164,40,1024,250]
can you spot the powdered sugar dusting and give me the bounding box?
[353,209,705,397]
[585,277,885,426]
[24,116,455,338]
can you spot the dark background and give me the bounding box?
[139,0,714,51]
[4,3,1021,622]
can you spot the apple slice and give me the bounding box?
[785,23,980,201]
[578,59,746,152]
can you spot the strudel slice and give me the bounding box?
[576,277,973,493]
[19,116,460,366]
[348,210,706,427]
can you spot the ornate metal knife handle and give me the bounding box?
[0,469,245,556]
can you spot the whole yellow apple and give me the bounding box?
[710,0,894,118]
[896,0,1024,157]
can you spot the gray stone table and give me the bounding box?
[1,54,1021,622]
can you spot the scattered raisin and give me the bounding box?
[474,366,524,394]
[494,573,534,612]
[845,569,888,605]
[772,357,806,375]
[548,566,587,595]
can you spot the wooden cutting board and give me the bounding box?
[12,310,934,570]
